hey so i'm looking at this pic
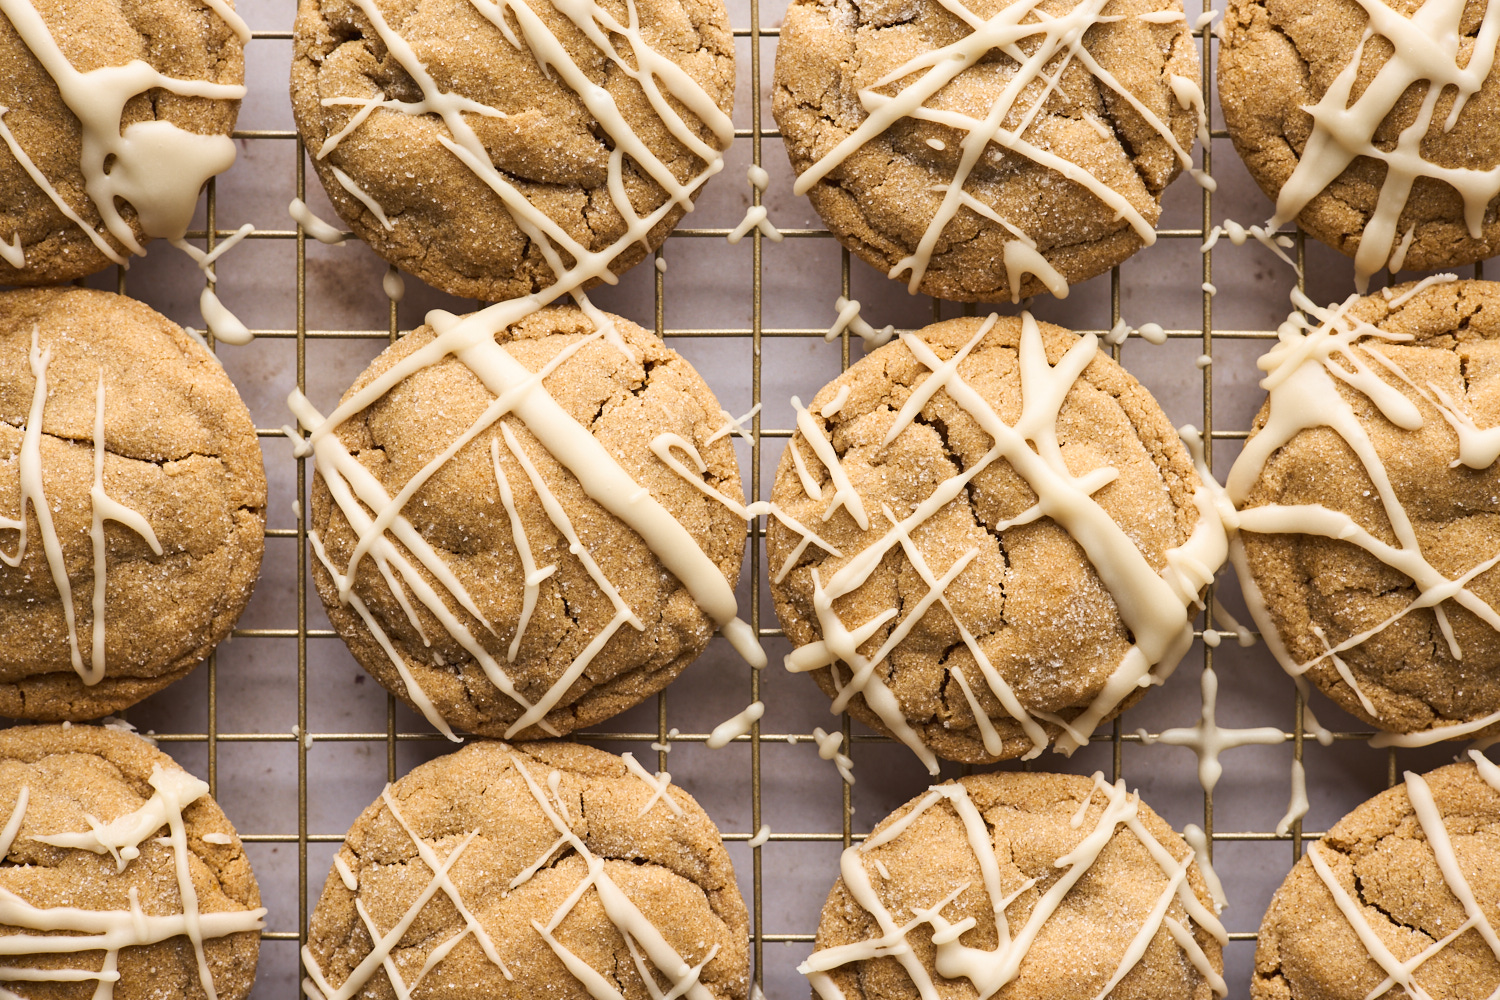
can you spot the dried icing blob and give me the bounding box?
[301,305,752,740]
[303,741,748,1000]
[772,0,1205,304]
[1253,755,1500,1000]
[1220,0,1500,291]
[768,314,1225,771]
[0,0,246,285]
[289,0,735,301]
[0,288,266,721]
[802,771,1225,1000]
[0,724,265,1000]
[1230,278,1500,744]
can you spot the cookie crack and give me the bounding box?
[0,422,228,469]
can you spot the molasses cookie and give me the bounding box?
[0,723,264,1000]
[803,770,1226,1000]
[772,0,1203,303]
[289,0,735,302]
[770,313,1223,771]
[303,740,748,1000]
[1253,755,1500,1000]
[1229,278,1500,743]
[299,304,755,741]
[1219,0,1500,290]
[0,287,266,720]
[0,0,246,285]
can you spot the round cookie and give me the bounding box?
[0,0,245,286]
[769,314,1221,770]
[304,740,749,1000]
[803,770,1225,1000]
[289,0,734,302]
[772,0,1202,303]
[0,724,264,1000]
[1219,0,1500,289]
[1253,755,1500,1000]
[305,305,748,740]
[0,287,266,720]
[1228,279,1500,742]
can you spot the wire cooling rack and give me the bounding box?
[6,0,1491,996]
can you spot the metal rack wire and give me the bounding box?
[17,0,1487,997]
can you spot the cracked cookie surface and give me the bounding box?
[0,723,262,1000]
[0,288,266,721]
[1235,280,1500,738]
[1253,758,1500,1000]
[767,315,1203,764]
[289,0,734,302]
[309,305,745,739]
[305,740,748,1000]
[1218,0,1500,275]
[0,0,244,286]
[771,0,1201,303]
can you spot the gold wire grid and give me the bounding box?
[60,1,1490,995]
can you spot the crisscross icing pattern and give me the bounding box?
[783,314,1227,771]
[788,0,1207,302]
[301,747,725,1000]
[289,0,765,739]
[1227,277,1500,745]
[799,773,1227,1000]
[0,765,267,1000]
[1264,0,1500,291]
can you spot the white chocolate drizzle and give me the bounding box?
[1181,823,1226,912]
[1,338,161,687]
[382,266,405,303]
[727,166,783,244]
[783,314,1227,771]
[1137,666,1285,795]
[1201,219,1296,268]
[799,774,1226,1000]
[706,700,764,748]
[619,752,682,817]
[1227,286,1500,743]
[302,749,724,1000]
[0,0,250,331]
[790,0,1205,301]
[1273,757,1308,837]
[1265,0,1500,290]
[288,0,759,739]
[825,297,894,348]
[1302,764,1500,998]
[0,764,265,999]
[289,199,347,245]
[747,825,770,848]
[810,727,854,785]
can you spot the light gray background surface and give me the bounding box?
[10,0,1490,996]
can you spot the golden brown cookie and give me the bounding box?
[0,723,264,1000]
[772,0,1202,303]
[1229,278,1500,742]
[769,314,1220,771]
[803,770,1225,1000]
[304,740,748,1000]
[305,305,748,740]
[289,0,734,301]
[0,288,266,721]
[0,0,245,286]
[1253,755,1500,1000]
[1218,0,1500,289]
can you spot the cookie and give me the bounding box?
[1229,278,1500,743]
[803,770,1225,1000]
[0,723,264,1000]
[303,740,748,1000]
[0,287,266,720]
[772,0,1203,303]
[769,313,1223,771]
[1253,754,1500,1000]
[300,304,756,741]
[289,0,734,302]
[1219,0,1500,291]
[0,0,246,286]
